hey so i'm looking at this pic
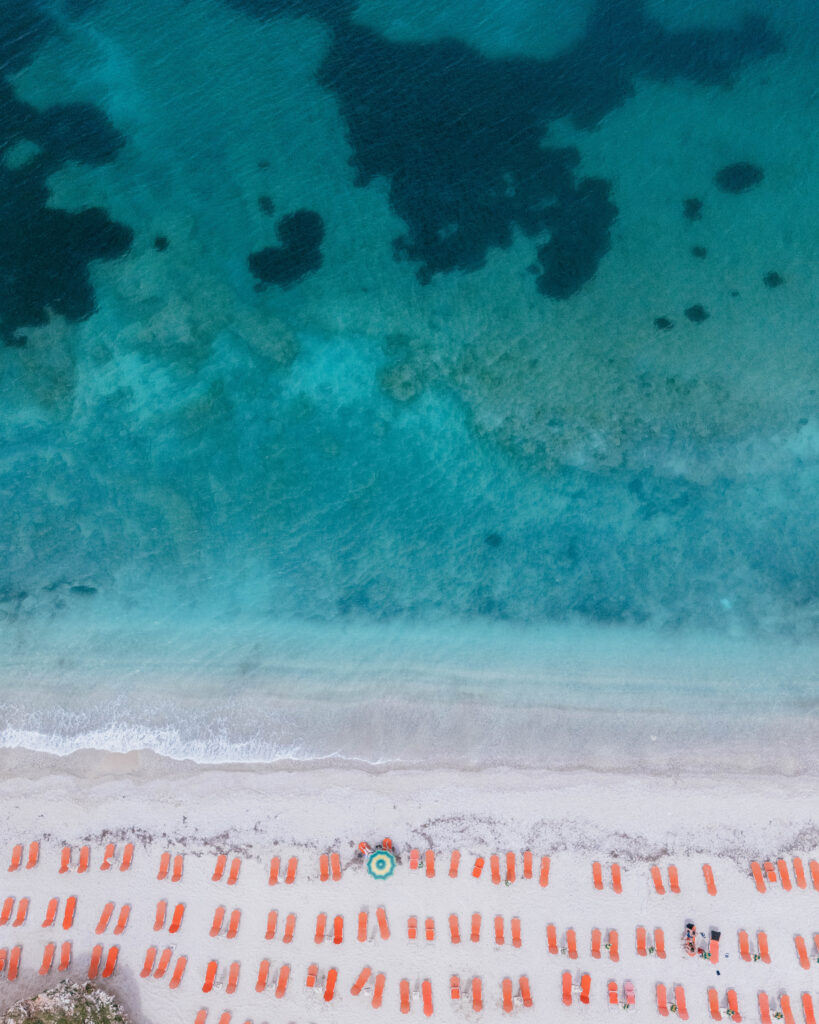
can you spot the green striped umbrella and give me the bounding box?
[367,849,396,879]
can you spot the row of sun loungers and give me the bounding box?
[14,842,819,898]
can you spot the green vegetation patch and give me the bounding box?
[1,982,130,1024]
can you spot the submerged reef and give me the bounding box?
[0,9,133,345]
[248,209,324,287]
[228,0,781,298]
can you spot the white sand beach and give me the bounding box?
[0,748,817,1023]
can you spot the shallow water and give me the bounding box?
[0,0,817,763]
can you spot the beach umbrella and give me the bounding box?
[367,848,396,880]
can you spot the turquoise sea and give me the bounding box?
[0,0,817,766]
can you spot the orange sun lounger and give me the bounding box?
[227,857,241,886]
[284,857,298,884]
[202,961,218,994]
[668,865,680,893]
[592,861,603,890]
[675,985,689,1021]
[794,857,807,889]
[636,926,647,956]
[265,910,278,940]
[778,859,792,891]
[268,856,280,885]
[8,946,21,980]
[539,856,550,887]
[319,854,329,882]
[449,850,461,878]
[62,897,76,931]
[803,993,817,1024]
[376,906,390,940]
[373,972,385,1008]
[758,930,771,963]
[472,856,485,878]
[227,909,241,939]
[502,977,513,1013]
[450,974,460,1000]
[157,851,170,880]
[567,928,578,959]
[351,966,371,995]
[654,927,666,958]
[256,959,270,992]
[449,913,460,943]
[738,930,751,961]
[506,852,516,883]
[213,854,227,882]
[167,903,183,935]
[795,935,810,969]
[580,974,591,1004]
[472,977,483,1012]
[59,847,71,873]
[608,929,619,962]
[591,927,602,958]
[305,962,318,989]
[0,897,14,925]
[421,979,433,1017]
[42,898,58,928]
[40,942,56,976]
[330,852,342,881]
[324,967,338,1002]
[546,923,558,955]
[171,854,184,882]
[154,947,172,978]
[726,989,741,1021]
[58,941,71,972]
[226,961,240,995]
[651,865,665,894]
[315,912,327,943]
[399,978,410,1014]
[523,851,533,879]
[511,917,522,948]
[120,843,134,871]
[425,850,435,877]
[12,899,28,927]
[7,845,22,872]
[562,972,572,1006]
[283,913,296,943]
[210,906,225,937]
[751,861,766,892]
[169,956,187,989]
[140,947,157,978]
[77,846,90,873]
[96,903,115,935]
[114,905,131,935]
[424,917,434,941]
[154,900,167,932]
[611,864,623,893]
[490,855,501,885]
[357,910,367,942]
[780,994,795,1024]
[520,975,533,1007]
[472,913,482,943]
[707,987,721,1020]
[656,983,668,1017]
[703,863,717,895]
[608,980,618,1005]
[495,916,505,945]
[26,842,39,869]
[333,915,343,944]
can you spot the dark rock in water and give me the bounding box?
[683,198,703,221]
[258,195,275,216]
[763,270,784,288]
[257,159,270,169]
[153,235,169,251]
[69,585,97,596]
[691,245,707,258]
[730,289,740,297]
[248,209,324,287]
[484,532,502,547]
[684,303,709,323]
[654,316,674,330]
[714,162,764,193]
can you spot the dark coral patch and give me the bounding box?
[714,161,764,193]
[691,245,707,258]
[684,303,709,323]
[654,316,674,330]
[1,61,133,345]
[484,532,503,548]
[533,178,618,299]
[153,235,169,251]
[763,271,784,288]
[258,195,275,216]
[683,198,703,221]
[248,209,324,287]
